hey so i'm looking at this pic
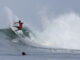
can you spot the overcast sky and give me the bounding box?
[0,0,80,29]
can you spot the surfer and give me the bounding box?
[15,20,23,31]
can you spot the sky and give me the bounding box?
[0,0,80,29]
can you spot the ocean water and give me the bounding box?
[0,28,80,60]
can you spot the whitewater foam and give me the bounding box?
[4,7,19,26]
[37,12,80,49]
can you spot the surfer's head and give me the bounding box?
[19,20,21,23]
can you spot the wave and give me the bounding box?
[0,27,80,55]
[4,6,80,50]
[0,27,42,47]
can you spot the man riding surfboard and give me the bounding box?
[15,20,23,31]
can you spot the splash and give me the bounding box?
[37,12,80,49]
[4,7,19,26]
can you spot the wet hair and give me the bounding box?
[19,20,21,23]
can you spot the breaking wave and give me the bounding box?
[4,6,80,50]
